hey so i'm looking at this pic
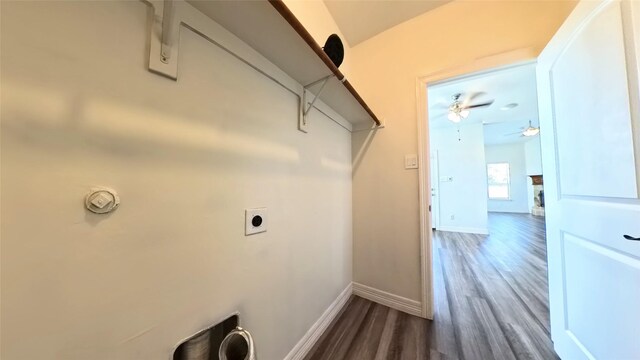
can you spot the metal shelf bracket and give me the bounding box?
[299,74,339,132]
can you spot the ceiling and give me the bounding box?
[323,0,451,46]
[427,63,539,145]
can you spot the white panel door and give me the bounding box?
[537,1,640,359]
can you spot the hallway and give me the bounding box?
[305,213,555,360]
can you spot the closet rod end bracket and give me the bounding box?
[148,0,179,79]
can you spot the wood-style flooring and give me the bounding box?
[305,213,555,360]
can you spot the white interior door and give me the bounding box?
[537,1,640,359]
[430,151,440,229]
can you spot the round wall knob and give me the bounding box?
[85,187,120,214]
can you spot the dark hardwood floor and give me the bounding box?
[305,213,555,360]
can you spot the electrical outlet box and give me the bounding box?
[245,208,267,235]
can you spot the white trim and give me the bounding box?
[416,77,433,318]
[283,283,352,360]
[437,226,489,235]
[352,282,422,317]
[416,53,539,320]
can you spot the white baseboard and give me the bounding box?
[437,226,489,235]
[284,283,352,360]
[487,210,530,214]
[352,282,422,317]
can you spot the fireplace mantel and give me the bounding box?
[529,175,543,185]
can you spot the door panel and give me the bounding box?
[561,199,640,257]
[563,232,640,359]
[551,1,637,199]
[537,1,640,359]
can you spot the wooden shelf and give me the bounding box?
[186,0,381,128]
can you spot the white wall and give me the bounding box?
[431,124,489,233]
[525,136,543,211]
[0,2,352,359]
[485,143,530,213]
[348,1,575,302]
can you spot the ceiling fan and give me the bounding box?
[440,93,495,123]
[504,120,540,137]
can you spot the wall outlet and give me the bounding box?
[245,208,267,235]
[450,215,455,220]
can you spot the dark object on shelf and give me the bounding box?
[323,34,344,68]
[538,190,545,207]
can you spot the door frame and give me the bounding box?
[430,150,440,229]
[415,53,538,318]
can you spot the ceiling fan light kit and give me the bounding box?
[503,120,540,137]
[522,119,540,137]
[446,93,493,123]
[522,127,540,137]
[447,109,468,123]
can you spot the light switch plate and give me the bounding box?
[245,208,267,235]
[405,154,418,169]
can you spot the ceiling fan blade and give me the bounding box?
[463,91,487,106]
[503,131,523,136]
[463,100,494,109]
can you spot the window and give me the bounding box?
[487,163,510,200]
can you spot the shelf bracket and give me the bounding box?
[299,74,337,132]
[148,0,180,80]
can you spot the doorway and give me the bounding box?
[426,62,541,234]
[417,57,542,320]
[421,62,552,358]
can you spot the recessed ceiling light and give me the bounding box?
[501,103,518,110]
